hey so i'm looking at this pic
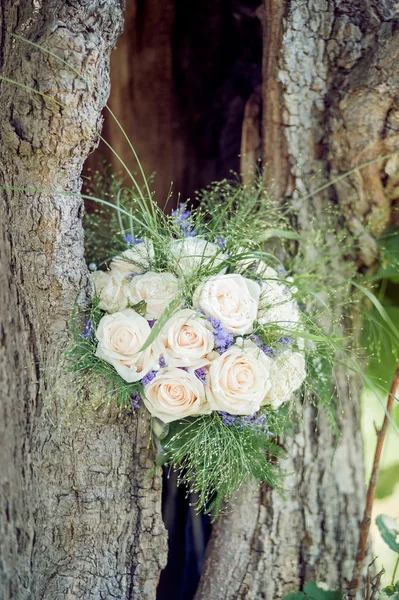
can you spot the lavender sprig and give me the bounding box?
[251,334,276,358]
[215,236,226,249]
[207,316,234,353]
[125,233,143,246]
[131,391,142,409]
[194,366,207,385]
[219,411,270,434]
[81,319,94,341]
[171,203,197,237]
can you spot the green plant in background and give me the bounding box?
[376,515,399,599]
[283,581,343,599]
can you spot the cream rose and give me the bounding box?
[95,309,158,382]
[263,351,306,409]
[143,367,211,423]
[206,340,272,415]
[91,270,133,313]
[170,237,228,276]
[258,272,300,332]
[193,274,260,335]
[156,309,215,368]
[110,238,154,274]
[128,271,181,320]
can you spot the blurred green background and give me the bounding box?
[362,230,399,586]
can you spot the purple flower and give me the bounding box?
[125,233,143,246]
[277,264,288,277]
[172,203,197,237]
[251,334,276,358]
[219,410,270,434]
[207,316,234,353]
[194,367,207,385]
[131,391,142,409]
[148,319,156,329]
[215,236,226,249]
[141,357,166,387]
[277,337,294,345]
[141,370,158,387]
[81,319,94,341]
[220,412,237,427]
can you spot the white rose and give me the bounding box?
[236,250,274,277]
[143,367,211,423]
[258,272,301,331]
[263,351,306,409]
[206,340,272,415]
[110,238,154,274]
[193,274,260,335]
[128,271,181,319]
[95,309,158,382]
[156,309,215,368]
[170,237,228,276]
[91,270,133,313]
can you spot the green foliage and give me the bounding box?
[378,582,399,599]
[138,298,183,352]
[283,582,343,600]
[376,460,399,500]
[376,515,399,554]
[159,411,287,519]
[371,230,399,283]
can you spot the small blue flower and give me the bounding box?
[251,334,276,357]
[81,319,94,341]
[141,370,157,387]
[125,234,143,246]
[171,203,197,237]
[215,236,226,249]
[194,367,207,385]
[131,391,142,409]
[207,316,234,353]
[219,410,270,434]
[277,336,294,345]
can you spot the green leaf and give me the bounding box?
[362,302,399,387]
[283,584,343,600]
[370,230,399,282]
[303,582,343,599]
[375,463,399,500]
[376,514,399,553]
[139,297,181,352]
[354,283,399,340]
[129,299,147,316]
[259,228,301,241]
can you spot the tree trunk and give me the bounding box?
[195,3,399,599]
[0,3,167,599]
[2,1,399,600]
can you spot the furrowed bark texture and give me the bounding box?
[0,2,167,599]
[195,2,399,599]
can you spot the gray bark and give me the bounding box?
[195,2,399,599]
[0,2,167,599]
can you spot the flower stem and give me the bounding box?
[392,555,399,587]
[348,363,399,596]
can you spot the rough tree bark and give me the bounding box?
[195,2,399,599]
[0,2,167,600]
[2,1,399,600]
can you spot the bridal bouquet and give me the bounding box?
[71,179,333,516]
